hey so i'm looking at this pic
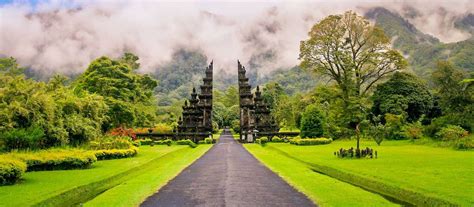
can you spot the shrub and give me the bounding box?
[402,122,424,140]
[256,137,268,146]
[5,150,97,171]
[385,113,407,140]
[0,158,27,185]
[136,138,153,146]
[290,138,332,145]
[89,136,134,150]
[154,139,172,146]
[271,137,283,143]
[0,126,45,151]
[435,125,468,141]
[204,138,214,144]
[152,123,173,133]
[94,147,138,160]
[455,136,474,150]
[300,104,325,138]
[176,139,197,148]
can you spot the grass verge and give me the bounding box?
[251,140,473,206]
[245,144,398,207]
[84,144,212,207]
[0,146,185,206]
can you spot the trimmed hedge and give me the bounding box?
[94,147,139,160]
[256,137,269,146]
[136,138,153,146]
[271,137,284,143]
[176,139,197,148]
[89,136,134,150]
[154,139,172,146]
[290,138,332,145]
[0,158,27,185]
[198,138,215,144]
[5,150,97,171]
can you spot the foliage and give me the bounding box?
[108,127,136,140]
[74,55,158,129]
[255,137,268,146]
[290,138,332,145]
[435,125,468,141]
[0,126,45,151]
[0,158,26,185]
[4,150,97,171]
[231,119,240,134]
[371,72,436,122]
[89,136,134,150]
[300,104,325,138]
[204,138,214,144]
[176,139,197,148]
[401,122,424,140]
[430,61,474,132]
[153,139,172,146]
[152,123,174,133]
[300,10,407,105]
[94,147,138,160]
[271,137,284,143]
[384,113,407,140]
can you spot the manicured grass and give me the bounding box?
[84,144,212,207]
[247,140,474,206]
[245,144,397,206]
[0,146,187,206]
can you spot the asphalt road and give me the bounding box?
[141,130,315,207]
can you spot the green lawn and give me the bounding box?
[84,144,211,207]
[0,145,211,206]
[245,144,397,207]
[246,140,474,206]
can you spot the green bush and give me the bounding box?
[204,138,214,144]
[256,137,268,146]
[94,147,138,160]
[435,125,468,141]
[89,136,134,150]
[0,158,26,185]
[136,138,153,146]
[271,137,284,143]
[402,122,424,140]
[300,104,325,138]
[176,139,197,148]
[0,126,45,151]
[154,139,172,146]
[5,150,97,171]
[290,138,333,145]
[455,136,474,150]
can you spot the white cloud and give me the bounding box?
[0,0,472,77]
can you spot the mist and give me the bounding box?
[0,0,472,77]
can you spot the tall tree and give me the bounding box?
[299,11,406,153]
[299,11,407,104]
[371,72,435,122]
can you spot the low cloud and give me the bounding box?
[0,0,472,77]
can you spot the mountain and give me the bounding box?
[365,7,474,77]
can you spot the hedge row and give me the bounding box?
[6,150,97,171]
[198,138,215,144]
[176,139,197,148]
[94,147,139,160]
[290,138,333,145]
[0,158,27,185]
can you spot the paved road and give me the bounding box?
[141,130,315,207]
